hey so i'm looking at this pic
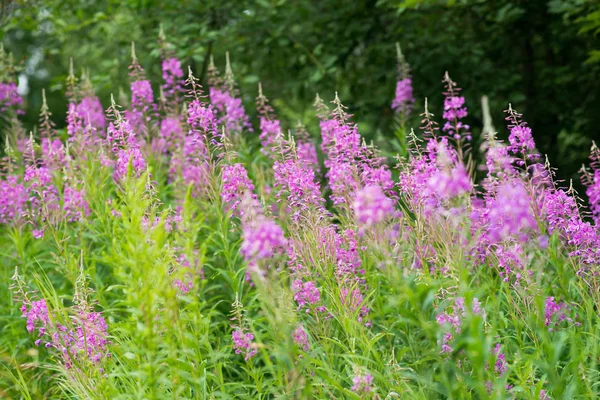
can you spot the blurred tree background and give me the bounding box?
[2,0,600,187]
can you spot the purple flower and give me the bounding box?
[487,180,537,243]
[131,80,154,109]
[0,82,23,113]
[232,328,257,360]
[116,148,146,180]
[71,311,109,364]
[77,96,105,130]
[107,119,147,181]
[427,165,472,199]
[292,326,310,351]
[41,138,66,171]
[63,186,90,222]
[210,88,252,134]
[505,106,539,163]
[340,287,370,323]
[259,117,282,155]
[508,126,535,155]
[221,164,256,217]
[296,141,320,171]
[0,175,27,224]
[159,117,183,151]
[586,170,600,226]
[292,279,321,312]
[391,77,414,117]
[241,217,287,261]
[493,344,508,375]
[162,57,184,101]
[22,299,50,334]
[128,79,156,128]
[544,297,575,330]
[273,159,326,220]
[187,99,218,140]
[436,297,485,354]
[169,132,210,198]
[351,373,374,393]
[543,188,579,234]
[442,73,470,141]
[353,185,395,230]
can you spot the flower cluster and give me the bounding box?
[241,217,287,261]
[441,73,470,141]
[210,88,252,134]
[0,81,23,113]
[351,373,374,394]
[353,185,395,231]
[20,298,109,367]
[221,163,256,217]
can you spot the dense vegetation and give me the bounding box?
[2,0,600,186]
[2,1,600,399]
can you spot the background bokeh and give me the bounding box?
[2,0,600,186]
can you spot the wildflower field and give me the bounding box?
[1,32,600,399]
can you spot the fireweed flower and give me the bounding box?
[292,279,322,312]
[487,180,537,243]
[232,328,257,360]
[273,158,326,220]
[20,298,109,366]
[41,137,66,171]
[127,46,156,130]
[22,299,50,336]
[0,81,23,113]
[259,117,282,155]
[107,119,147,181]
[159,117,183,152]
[353,185,395,231]
[173,250,203,294]
[128,79,155,126]
[564,218,600,266]
[210,87,252,134]
[77,96,106,130]
[296,141,319,171]
[505,106,540,167]
[169,133,210,198]
[544,297,576,331]
[543,188,580,234]
[187,99,218,140]
[493,344,508,376]
[494,243,529,284]
[586,169,600,226]
[23,145,60,237]
[221,163,256,217]
[398,153,438,207]
[351,373,374,394]
[240,216,287,261]
[161,57,184,102]
[0,175,27,224]
[391,43,414,118]
[484,142,516,184]
[392,78,414,117]
[441,72,471,141]
[292,326,310,351]
[63,186,90,222]
[427,164,472,200]
[66,102,98,158]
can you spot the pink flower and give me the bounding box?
[353,185,395,230]
[232,328,257,360]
